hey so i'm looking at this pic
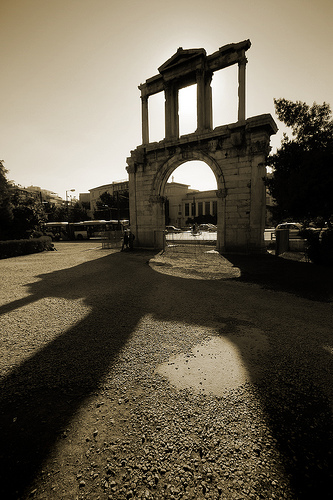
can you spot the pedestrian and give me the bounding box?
[121,230,129,251]
[128,230,135,250]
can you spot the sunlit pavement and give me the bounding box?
[166,230,217,242]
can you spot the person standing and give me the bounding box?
[128,230,135,250]
[121,230,129,251]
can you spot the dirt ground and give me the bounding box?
[0,242,332,500]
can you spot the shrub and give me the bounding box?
[320,229,333,266]
[301,229,333,266]
[0,236,53,259]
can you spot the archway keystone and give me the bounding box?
[127,41,277,253]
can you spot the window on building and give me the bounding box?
[185,203,189,217]
[205,201,210,215]
[198,202,203,216]
[212,200,217,216]
[192,201,196,217]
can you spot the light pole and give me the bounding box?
[66,189,75,219]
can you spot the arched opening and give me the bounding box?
[164,160,218,229]
[169,160,217,191]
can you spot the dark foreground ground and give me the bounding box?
[0,242,332,500]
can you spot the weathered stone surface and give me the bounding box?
[127,42,277,253]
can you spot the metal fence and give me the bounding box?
[164,231,217,258]
[101,230,123,249]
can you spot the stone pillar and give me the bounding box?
[197,70,213,132]
[196,70,205,132]
[204,72,213,131]
[238,56,247,122]
[165,84,179,139]
[141,95,149,144]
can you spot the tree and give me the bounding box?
[94,190,129,220]
[0,160,14,240]
[68,202,91,222]
[266,98,333,224]
[9,187,46,239]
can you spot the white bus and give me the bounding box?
[42,222,70,241]
[42,220,129,240]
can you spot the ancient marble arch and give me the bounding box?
[126,40,277,252]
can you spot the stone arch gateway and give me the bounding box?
[126,40,277,253]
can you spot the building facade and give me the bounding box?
[10,184,64,206]
[165,181,218,228]
[89,180,129,213]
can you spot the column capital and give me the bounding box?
[196,68,205,80]
[238,55,248,66]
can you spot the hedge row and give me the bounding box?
[0,236,53,260]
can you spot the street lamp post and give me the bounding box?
[66,189,75,219]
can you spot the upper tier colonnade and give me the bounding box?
[138,39,251,144]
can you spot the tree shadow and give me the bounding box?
[0,250,332,498]
[216,318,333,499]
[221,253,333,496]
[225,252,333,302]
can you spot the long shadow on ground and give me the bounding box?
[220,252,333,497]
[0,250,332,499]
[226,251,333,302]
[0,251,150,499]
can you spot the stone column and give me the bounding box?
[197,70,213,132]
[196,70,205,132]
[141,95,149,144]
[204,72,213,131]
[165,84,179,139]
[238,56,247,122]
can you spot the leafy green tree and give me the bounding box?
[94,190,129,220]
[44,204,67,222]
[266,99,333,224]
[94,191,115,219]
[9,187,46,239]
[0,160,13,239]
[45,200,90,223]
[68,202,91,222]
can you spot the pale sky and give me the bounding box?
[1,0,332,199]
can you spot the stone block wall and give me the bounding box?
[127,114,277,253]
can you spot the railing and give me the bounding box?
[101,230,123,249]
[164,230,217,257]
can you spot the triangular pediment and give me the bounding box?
[158,48,206,73]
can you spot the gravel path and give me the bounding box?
[0,242,332,499]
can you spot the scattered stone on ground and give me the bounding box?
[0,242,332,500]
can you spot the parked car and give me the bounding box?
[165,225,181,233]
[198,224,217,232]
[275,222,302,239]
